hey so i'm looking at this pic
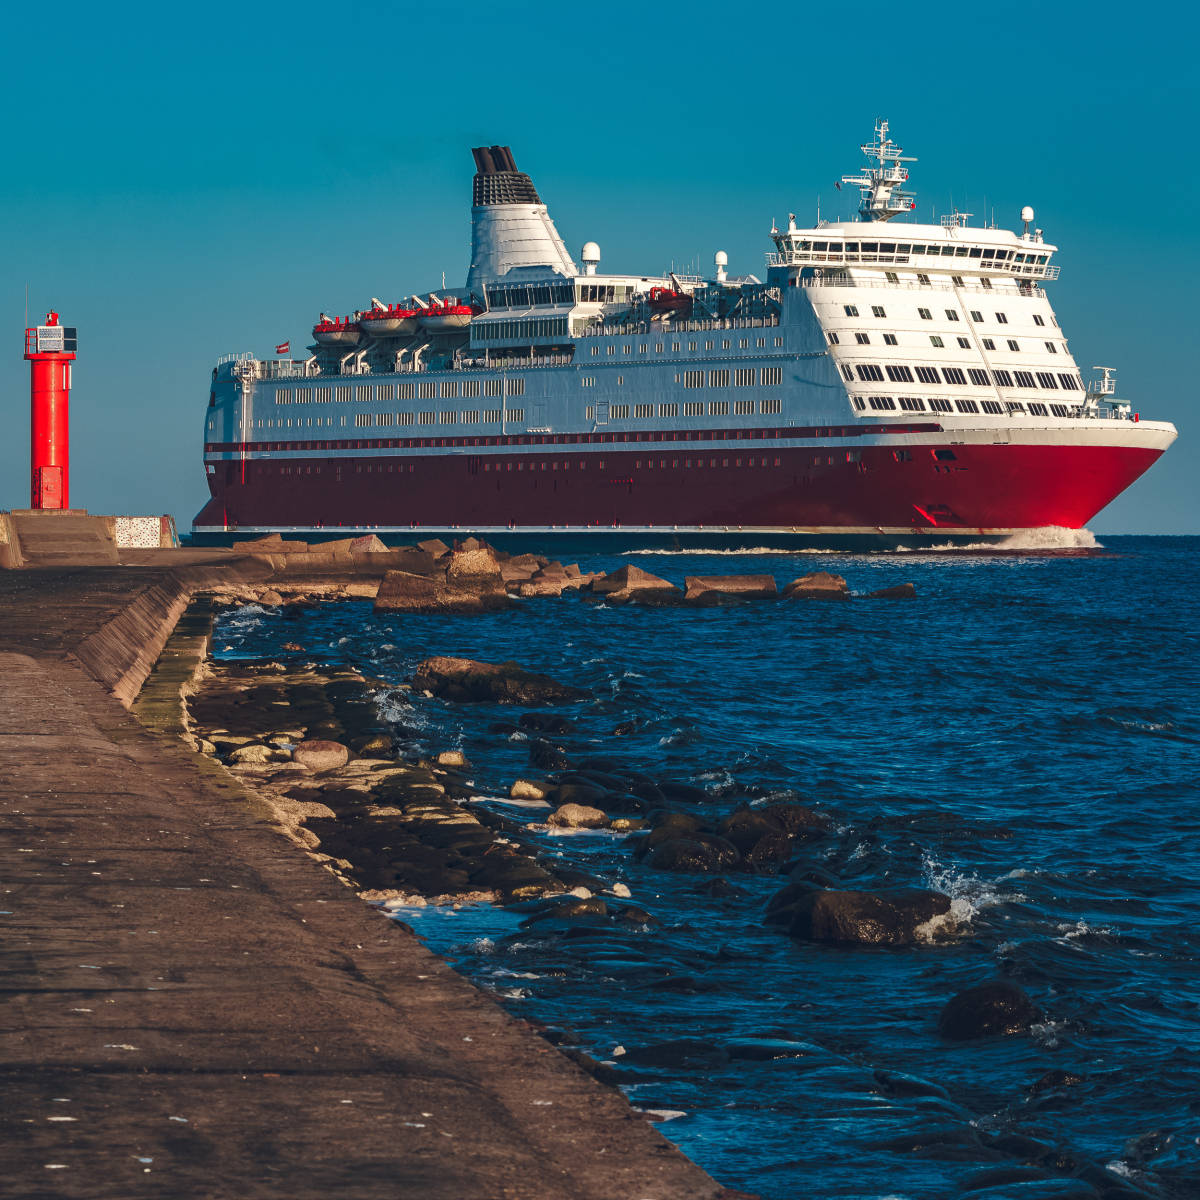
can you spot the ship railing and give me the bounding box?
[769,252,1059,282]
[577,314,781,339]
[255,359,315,379]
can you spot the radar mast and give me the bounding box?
[840,120,917,222]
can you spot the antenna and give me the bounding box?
[839,119,917,222]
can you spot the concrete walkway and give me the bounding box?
[0,567,735,1198]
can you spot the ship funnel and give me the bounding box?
[466,145,576,292]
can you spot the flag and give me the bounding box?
[275,341,290,355]
[835,181,842,191]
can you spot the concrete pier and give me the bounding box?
[0,561,735,1198]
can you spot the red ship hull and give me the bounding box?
[194,438,1165,536]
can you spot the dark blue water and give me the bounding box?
[215,535,1200,1200]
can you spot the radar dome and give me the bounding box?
[714,250,728,267]
[1021,205,1035,224]
[581,241,601,262]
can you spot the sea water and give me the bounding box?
[215,535,1200,1200]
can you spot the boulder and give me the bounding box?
[373,570,509,614]
[510,778,551,802]
[445,546,501,582]
[518,572,571,598]
[647,834,742,874]
[257,589,284,607]
[457,536,484,552]
[350,534,389,555]
[435,750,470,769]
[787,887,951,945]
[292,739,350,771]
[683,574,778,604]
[782,571,849,600]
[866,583,917,600]
[411,656,590,705]
[937,981,1040,1040]
[590,564,682,605]
[314,537,357,557]
[416,538,451,557]
[547,803,608,829]
[229,743,275,764]
[501,561,538,584]
[231,533,284,553]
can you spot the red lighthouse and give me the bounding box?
[24,312,78,509]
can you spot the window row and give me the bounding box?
[851,395,1078,418]
[276,378,526,405]
[844,362,1081,391]
[586,398,783,421]
[589,336,783,356]
[474,317,570,342]
[351,409,517,428]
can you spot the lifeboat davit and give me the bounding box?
[647,286,693,315]
[359,305,420,337]
[419,300,482,332]
[312,316,362,346]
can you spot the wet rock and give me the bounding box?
[1029,1068,1085,1095]
[866,582,917,600]
[521,896,609,924]
[258,589,284,607]
[683,574,778,604]
[725,1037,821,1061]
[351,732,394,756]
[529,739,569,770]
[694,876,747,898]
[760,802,831,837]
[937,980,1040,1040]
[518,712,574,735]
[547,803,608,829]
[510,778,551,801]
[740,829,795,872]
[589,564,682,605]
[445,545,504,588]
[648,834,742,874]
[622,1038,730,1068]
[229,743,276,764]
[373,569,510,614]
[782,571,848,600]
[411,657,590,705]
[612,720,638,736]
[657,781,711,805]
[292,739,350,771]
[552,781,607,808]
[786,887,951,945]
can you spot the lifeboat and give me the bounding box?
[312,316,362,347]
[418,300,482,332]
[359,305,420,337]
[647,286,693,315]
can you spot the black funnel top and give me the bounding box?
[471,145,541,206]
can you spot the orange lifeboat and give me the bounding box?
[359,305,420,337]
[418,300,482,332]
[647,286,693,315]
[312,316,362,347]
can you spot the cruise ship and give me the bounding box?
[193,124,1176,547]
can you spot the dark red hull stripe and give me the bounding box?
[203,422,942,457]
[196,441,1164,532]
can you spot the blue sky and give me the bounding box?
[1,1,1194,533]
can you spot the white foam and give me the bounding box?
[921,526,1101,553]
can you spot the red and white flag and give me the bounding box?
[275,341,290,355]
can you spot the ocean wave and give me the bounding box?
[918,526,1102,553]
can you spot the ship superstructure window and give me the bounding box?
[1006,402,1026,414]
[336,386,352,402]
[489,281,575,307]
[840,364,855,382]
[709,401,730,415]
[682,370,704,388]
[1033,314,1045,326]
[1036,372,1059,389]
[1007,339,1020,351]
[710,369,730,387]
[918,308,932,320]
[943,367,968,384]
[735,368,756,387]
[1029,402,1049,415]
[761,367,783,385]
[844,305,859,316]
[508,409,525,422]
[855,332,871,344]
[506,378,525,396]
[354,413,371,427]
[885,272,899,283]
[883,334,898,345]
[996,313,1009,324]
[886,365,914,382]
[955,399,980,413]
[355,386,372,401]
[419,382,436,399]
[970,310,983,322]
[684,401,703,416]
[981,277,992,289]
[660,403,678,417]
[952,275,964,286]
[827,331,840,345]
[483,409,503,422]
[872,305,886,318]
[968,368,990,386]
[1014,371,1036,387]
[915,366,941,384]
[376,413,394,426]
[734,400,754,414]
[917,274,931,285]
[634,404,653,418]
[398,382,415,400]
[898,397,926,412]
[1059,374,1081,391]
[1051,403,1072,417]
[867,396,896,410]
[461,411,479,424]
[277,390,292,405]
[441,382,460,398]
[1045,342,1058,354]
[315,386,333,403]
[655,343,664,353]
[761,398,782,413]
[930,397,953,413]
[607,346,615,356]
[484,379,503,397]
[930,335,945,347]
[982,338,996,350]
[418,411,435,424]
[851,397,866,411]
[440,411,457,424]
[581,376,596,388]
[982,400,1004,414]
[855,364,884,382]
[993,369,1014,386]
[946,309,959,321]
[956,337,971,349]
[377,384,395,402]
[611,404,629,418]
[397,413,414,425]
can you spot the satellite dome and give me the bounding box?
[581,241,601,262]
[714,250,728,267]
[1021,205,1035,224]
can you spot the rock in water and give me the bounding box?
[787,887,950,945]
[373,569,509,614]
[683,574,778,604]
[647,834,742,874]
[782,571,848,600]
[292,739,350,771]
[589,563,682,605]
[866,583,917,600]
[411,656,590,705]
[937,980,1040,1040]
[547,803,608,829]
